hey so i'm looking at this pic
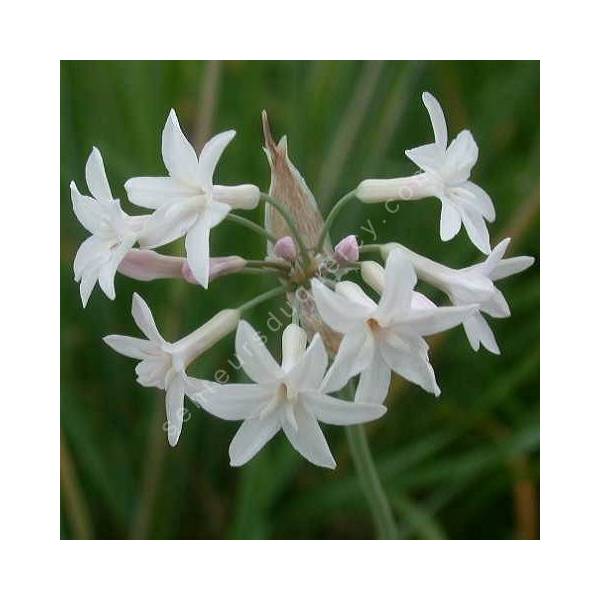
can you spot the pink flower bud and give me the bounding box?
[334,235,359,264]
[273,236,297,261]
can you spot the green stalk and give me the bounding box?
[225,213,278,244]
[245,259,289,272]
[344,381,398,539]
[317,191,356,252]
[260,193,311,267]
[237,286,287,313]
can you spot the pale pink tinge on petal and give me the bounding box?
[118,249,185,282]
[273,236,297,261]
[334,234,359,264]
[182,255,247,284]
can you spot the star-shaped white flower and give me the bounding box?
[404,92,495,253]
[193,320,386,468]
[357,92,495,254]
[311,249,476,404]
[125,109,260,288]
[71,148,147,307]
[381,239,535,354]
[104,293,239,446]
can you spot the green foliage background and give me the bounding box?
[60,60,539,540]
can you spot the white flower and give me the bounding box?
[193,320,386,468]
[357,92,495,254]
[381,239,534,354]
[311,249,476,404]
[125,109,260,288]
[104,293,239,446]
[71,148,147,307]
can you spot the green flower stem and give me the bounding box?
[317,191,356,253]
[260,193,311,267]
[237,286,287,313]
[245,259,289,272]
[344,382,398,539]
[225,213,278,244]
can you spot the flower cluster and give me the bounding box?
[70,92,534,468]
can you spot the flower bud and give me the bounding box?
[273,236,297,261]
[360,260,385,293]
[334,235,359,264]
[262,111,330,254]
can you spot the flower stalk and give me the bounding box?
[316,191,356,253]
[344,381,398,539]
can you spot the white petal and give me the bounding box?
[103,334,157,359]
[213,184,260,210]
[185,218,211,288]
[206,200,231,227]
[79,269,98,308]
[97,239,134,300]
[136,356,170,388]
[460,205,491,254]
[378,249,417,320]
[85,147,113,204]
[320,326,375,394]
[491,256,535,281]
[440,200,462,241]
[401,304,475,336]
[162,109,201,186]
[287,333,328,391]
[281,323,307,372]
[422,92,448,148]
[354,350,392,405]
[195,383,272,420]
[131,292,164,343]
[405,142,445,173]
[165,373,186,447]
[303,391,386,425]
[482,238,510,274]
[380,338,440,396]
[197,130,236,188]
[70,182,104,235]
[311,279,372,334]
[229,413,281,466]
[235,320,282,384]
[282,403,336,469]
[335,280,378,312]
[462,181,496,222]
[73,236,108,281]
[443,130,479,184]
[139,199,198,249]
[411,291,437,310]
[483,289,511,319]
[125,176,197,209]
[463,313,500,354]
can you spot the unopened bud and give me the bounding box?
[273,236,297,261]
[360,261,385,293]
[334,235,359,264]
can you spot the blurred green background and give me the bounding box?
[60,60,539,540]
